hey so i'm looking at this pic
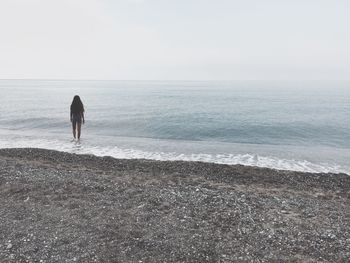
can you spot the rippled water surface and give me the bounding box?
[1,80,349,174]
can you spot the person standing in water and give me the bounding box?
[70,95,85,141]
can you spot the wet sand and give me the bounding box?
[0,148,349,262]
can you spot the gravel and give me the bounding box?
[0,148,349,262]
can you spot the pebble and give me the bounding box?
[0,148,349,261]
[328,234,336,239]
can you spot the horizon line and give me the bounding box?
[1,78,350,82]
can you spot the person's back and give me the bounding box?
[70,95,85,141]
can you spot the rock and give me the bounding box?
[7,243,13,249]
[0,148,349,262]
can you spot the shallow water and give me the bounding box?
[1,80,349,174]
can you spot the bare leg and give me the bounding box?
[72,122,76,139]
[77,122,82,139]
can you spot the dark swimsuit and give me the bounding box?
[72,113,82,127]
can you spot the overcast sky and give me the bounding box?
[0,0,349,80]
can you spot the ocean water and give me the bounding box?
[0,79,349,174]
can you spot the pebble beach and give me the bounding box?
[0,148,349,262]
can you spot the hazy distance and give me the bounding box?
[0,0,349,81]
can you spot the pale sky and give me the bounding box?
[0,0,349,80]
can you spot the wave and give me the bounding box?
[86,147,349,174]
[0,135,349,175]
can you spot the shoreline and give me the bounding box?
[1,148,349,262]
[1,131,349,175]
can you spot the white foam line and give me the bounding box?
[0,138,349,175]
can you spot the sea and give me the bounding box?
[0,79,349,174]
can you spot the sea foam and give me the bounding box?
[0,135,348,175]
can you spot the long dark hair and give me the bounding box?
[70,95,84,114]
